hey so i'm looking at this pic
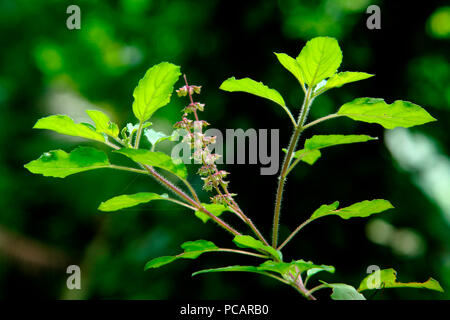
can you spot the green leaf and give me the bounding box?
[144,256,177,269]
[289,260,335,277]
[296,36,342,86]
[115,148,187,179]
[290,135,377,165]
[358,268,444,293]
[306,264,336,279]
[322,282,366,300]
[132,62,181,122]
[85,110,119,138]
[192,265,262,277]
[274,52,305,87]
[98,192,169,212]
[220,77,294,123]
[257,259,335,279]
[310,199,394,220]
[220,77,285,107]
[145,240,219,270]
[304,134,377,150]
[233,235,282,261]
[24,147,110,178]
[195,203,233,223]
[323,72,374,91]
[33,115,106,142]
[144,128,178,146]
[127,122,152,135]
[181,240,219,258]
[337,98,437,129]
[193,260,334,282]
[284,148,321,165]
[256,261,292,275]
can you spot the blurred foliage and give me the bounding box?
[0,0,448,300]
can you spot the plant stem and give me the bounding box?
[301,113,342,131]
[272,86,313,248]
[277,219,312,250]
[142,164,241,236]
[104,140,121,150]
[134,121,144,149]
[219,183,269,246]
[181,178,202,204]
[285,150,313,176]
[217,248,268,259]
[108,165,149,175]
[306,284,328,296]
[104,123,240,236]
[164,198,198,211]
[182,74,265,241]
[288,268,317,300]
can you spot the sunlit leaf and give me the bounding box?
[306,264,336,278]
[220,77,285,106]
[132,62,181,122]
[144,128,178,146]
[296,36,342,86]
[98,192,169,212]
[33,115,105,142]
[220,77,294,122]
[304,134,377,150]
[323,72,374,91]
[358,268,444,292]
[233,235,282,261]
[145,240,219,269]
[284,148,321,165]
[310,199,394,221]
[195,203,233,223]
[337,98,437,129]
[24,147,110,178]
[321,282,366,300]
[274,52,305,87]
[115,148,187,179]
[85,110,119,138]
[291,260,335,276]
[127,122,152,135]
[181,240,219,258]
[290,134,377,165]
[145,256,177,269]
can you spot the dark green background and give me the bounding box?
[0,0,449,299]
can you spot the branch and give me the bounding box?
[272,86,313,248]
[277,219,312,251]
[301,113,342,131]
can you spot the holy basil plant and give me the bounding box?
[25,37,443,300]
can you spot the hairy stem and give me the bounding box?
[301,113,342,131]
[108,165,149,175]
[221,184,269,246]
[289,268,317,300]
[272,87,313,248]
[164,198,198,211]
[181,178,202,204]
[142,164,240,236]
[277,219,312,250]
[285,150,313,176]
[216,248,268,259]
